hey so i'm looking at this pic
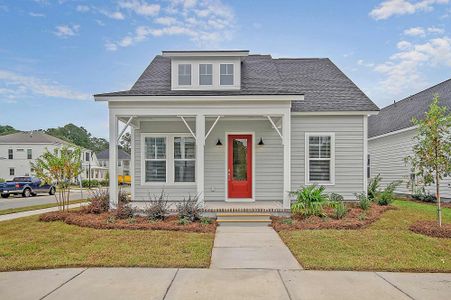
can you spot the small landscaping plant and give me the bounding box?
[178,217,192,225]
[329,192,344,202]
[176,194,202,222]
[85,188,109,214]
[115,204,134,219]
[412,192,437,203]
[377,180,402,206]
[330,200,348,219]
[200,217,212,225]
[290,185,329,217]
[144,191,169,221]
[281,218,293,225]
[356,192,371,210]
[367,174,382,201]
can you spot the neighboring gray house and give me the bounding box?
[97,148,131,176]
[368,79,451,199]
[0,131,106,181]
[94,50,379,209]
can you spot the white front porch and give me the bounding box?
[108,102,292,210]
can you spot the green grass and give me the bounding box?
[0,216,214,271]
[279,200,451,272]
[0,199,87,216]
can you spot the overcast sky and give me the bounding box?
[0,0,450,138]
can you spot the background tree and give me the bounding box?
[0,125,18,136]
[119,132,131,154]
[45,123,109,152]
[405,96,451,226]
[31,146,82,211]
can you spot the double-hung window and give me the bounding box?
[199,64,212,85]
[220,64,234,85]
[144,137,166,182]
[306,133,334,184]
[27,149,32,160]
[174,137,196,182]
[178,64,191,85]
[8,149,13,159]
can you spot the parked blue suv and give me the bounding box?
[0,176,56,198]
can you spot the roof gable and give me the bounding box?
[0,132,71,145]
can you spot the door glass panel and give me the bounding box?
[232,138,247,181]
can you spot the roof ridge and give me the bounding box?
[273,57,326,60]
[381,78,451,111]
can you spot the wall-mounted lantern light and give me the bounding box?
[216,139,223,146]
[258,137,264,146]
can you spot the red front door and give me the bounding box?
[227,134,252,199]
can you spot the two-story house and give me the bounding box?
[0,131,106,182]
[96,148,131,176]
[94,50,379,210]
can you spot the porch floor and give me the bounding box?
[203,201,287,213]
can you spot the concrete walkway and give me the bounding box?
[0,203,87,222]
[1,268,450,300]
[211,226,302,269]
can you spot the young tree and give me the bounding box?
[405,95,451,226]
[31,146,82,211]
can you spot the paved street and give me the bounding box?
[1,268,450,300]
[0,190,85,210]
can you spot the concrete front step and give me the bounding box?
[216,213,271,226]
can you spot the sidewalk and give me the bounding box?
[1,267,450,300]
[0,203,87,222]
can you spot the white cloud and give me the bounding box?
[369,0,449,20]
[29,12,45,17]
[54,24,80,37]
[76,5,90,12]
[106,0,235,50]
[154,16,177,25]
[100,10,125,20]
[427,26,445,33]
[118,0,160,16]
[397,40,412,49]
[0,70,90,101]
[404,26,426,36]
[357,59,375,67]
[373,36,451,95]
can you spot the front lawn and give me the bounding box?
[279,200,451,272]
[0,215,214,271]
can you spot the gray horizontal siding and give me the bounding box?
[291,115,364,200]
[369,129,451,198]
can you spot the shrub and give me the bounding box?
[329,193,344,202]
[281,218,293,225]
[85,188,109,214]
[0,178,5,183]
[178,217,192,225]
[290,185,329,217]
[377,180,402,206]
[330,201,348,219]
[356,192,371,210]
[99,180,109,187]
[118,188,130,204]
[114,204,134,219]
[176,194,202,222]
[368,174,382,201]
[144,191,169,221]
[106,215,116,224]
[412,192,437,203]
[358,212,367,221]
[200,217,212,225]
[81,179,100,188]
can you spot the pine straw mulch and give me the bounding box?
[409,221,451,238]
[39,211,216,233]
[272,204,394,231]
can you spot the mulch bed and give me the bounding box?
[272,204,393,231]
[39,211,216,233]
[409,221,451,238]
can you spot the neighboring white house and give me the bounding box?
[0,131,107,181]
[94,50,380,209]
[96,148,131,176]
[368,79,451,199]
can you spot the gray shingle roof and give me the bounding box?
[0,132,70,145]
[96,149,130,160]
[368,78,451,138]
[94,54,378,112]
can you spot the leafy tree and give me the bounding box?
[0,125,18,136]
[119,132,131,154]
[31,146,82,211]
[405,96,451,226]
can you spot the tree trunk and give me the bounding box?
[436,172,441,227]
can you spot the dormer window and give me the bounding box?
[178,64,191,85]
[220,64,234,85]
[199,64,213,85]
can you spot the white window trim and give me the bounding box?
[220,63,234,86]
[305,132,335,186]
[140,133,196,186]
[199,63,213,86]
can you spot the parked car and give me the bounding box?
[0,176,56,198]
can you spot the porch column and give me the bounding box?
[282,111,291,209]
[109,111,118,209]
[196,114,205,205]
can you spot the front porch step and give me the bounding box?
[216,213,271,226]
